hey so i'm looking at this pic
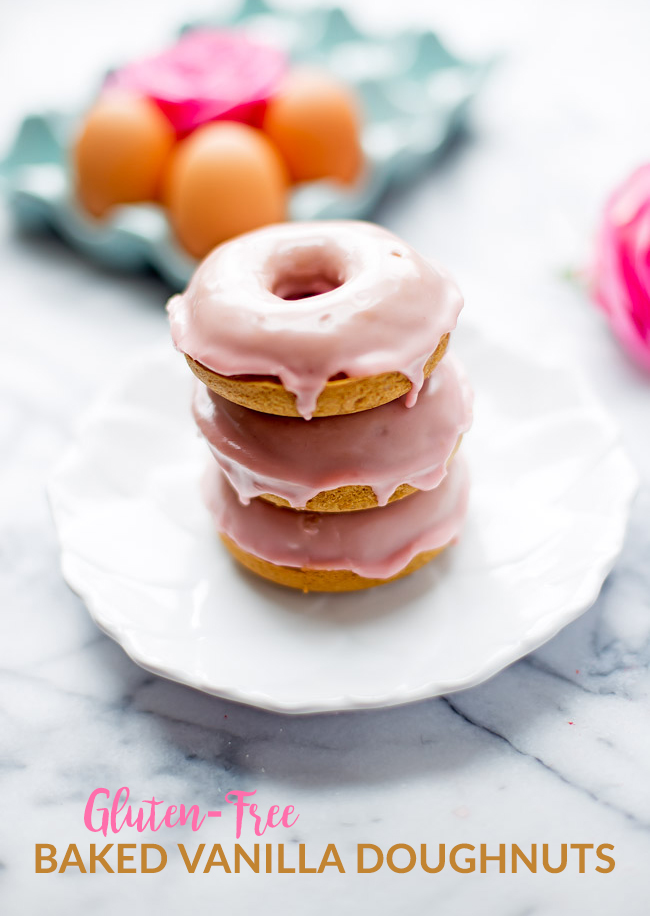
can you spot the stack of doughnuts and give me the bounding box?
[168,220,472,592]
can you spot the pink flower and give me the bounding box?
[106,30,287,136]
[592,164,650,372]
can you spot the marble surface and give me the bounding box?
[1,0,650,913]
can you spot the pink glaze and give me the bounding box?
[193,355,473,508]
[168,221,464,419]
[204,457,470,580]
[106,30,287,135]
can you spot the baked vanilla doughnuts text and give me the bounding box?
[169,219,472,591]
[168,220,463,419]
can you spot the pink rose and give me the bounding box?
[592,164,650,372]
[106,30,287,136]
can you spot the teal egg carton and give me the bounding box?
[0,0,487,290]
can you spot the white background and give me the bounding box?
[1,0,650,913]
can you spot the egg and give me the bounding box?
[73,94,175,218]
[262,69,363,186]
[164,121,288,259]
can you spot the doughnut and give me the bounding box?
[168,220,463,419]
[221,536,446,592]
[204,457,470,592]
[193,355,473,512]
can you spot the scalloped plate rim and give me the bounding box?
[47,330,639,715]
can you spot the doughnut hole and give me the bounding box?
[270,243,347,300]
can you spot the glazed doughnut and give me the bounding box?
[168,220,463,419]
[193,355,473,512]
[204,457,470,592]
[221,536,446,592]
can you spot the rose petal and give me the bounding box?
[106,29,288,136]
[592,164,650,372]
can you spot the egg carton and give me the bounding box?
[0,0,487,290]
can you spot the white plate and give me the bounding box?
[48,327,638,714]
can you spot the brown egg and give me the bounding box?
[262,69,363,186]
[73,93,175,218]
[164,121,288,259]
